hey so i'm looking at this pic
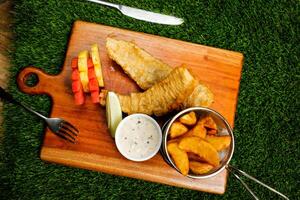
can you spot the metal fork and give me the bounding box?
[0,86,79,143]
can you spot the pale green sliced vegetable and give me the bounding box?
[106,92,122,138]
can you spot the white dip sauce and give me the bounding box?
[115,114,162,161]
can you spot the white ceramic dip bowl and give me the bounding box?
[115,114,162,162]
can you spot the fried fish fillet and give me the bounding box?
[182,84,214,108]
[106,38,214,107]
[117,67,198,116]
[106,37,172,90]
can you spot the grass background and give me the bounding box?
[1,0,299,199]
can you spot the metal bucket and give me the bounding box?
[160,107,289,200]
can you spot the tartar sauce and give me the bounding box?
[115,114,162,161]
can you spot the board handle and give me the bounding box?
[17,66,60,95]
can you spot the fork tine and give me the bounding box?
[55,131,76,144]
[62,120,79,133]
[58,129,76,142]
[61,124,78,136]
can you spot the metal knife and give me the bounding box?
[86,0,184,25]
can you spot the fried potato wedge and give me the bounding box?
[167,138,180,144]
[187,152,205,162]
[184,119,207,138]
[207,129,217,135]
[189,161,214,175]
[205,135,231,151]
[202,116,217,134]
[179,111,197,125]
[169,122,188,138]
[203,116,217,129]
[179,136,220,167]
[167,142,189,175]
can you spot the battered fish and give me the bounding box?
[106,38,214,107]
[117,67,198,116]
[106,37,172,90]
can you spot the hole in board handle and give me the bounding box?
[24,73,39,87]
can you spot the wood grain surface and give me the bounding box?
[17,21,243,194]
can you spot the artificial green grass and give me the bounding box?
[1,0,299,199]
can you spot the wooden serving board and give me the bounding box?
[17,21,243,194]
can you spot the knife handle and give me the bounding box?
[86,0,120,10]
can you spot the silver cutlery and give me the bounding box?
[0,86,79,143]
[86,0,184,25]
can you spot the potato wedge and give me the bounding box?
[207,129,217,135]
[205,135,231,151]
[179,111,197,125]
[203,116,217,134]
[179,136,220,167]
[167,138,180,144]
[189,161,214,175]
[169,122,188,138]
[184,119,207,138]
[187,152,205,162]
[167,142,189,175]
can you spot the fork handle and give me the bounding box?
[0,86,18,104]
[0,86,47,120]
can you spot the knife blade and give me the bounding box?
[86,0,184,25]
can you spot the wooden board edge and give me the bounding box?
[40,146,226,194]
[72,20,244,61]
[228,54,244,128]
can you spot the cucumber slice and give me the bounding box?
[106,92,122,138]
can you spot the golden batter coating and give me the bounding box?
[117,67,198,116]
[106,37,172,90]
[106,38,214,108]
